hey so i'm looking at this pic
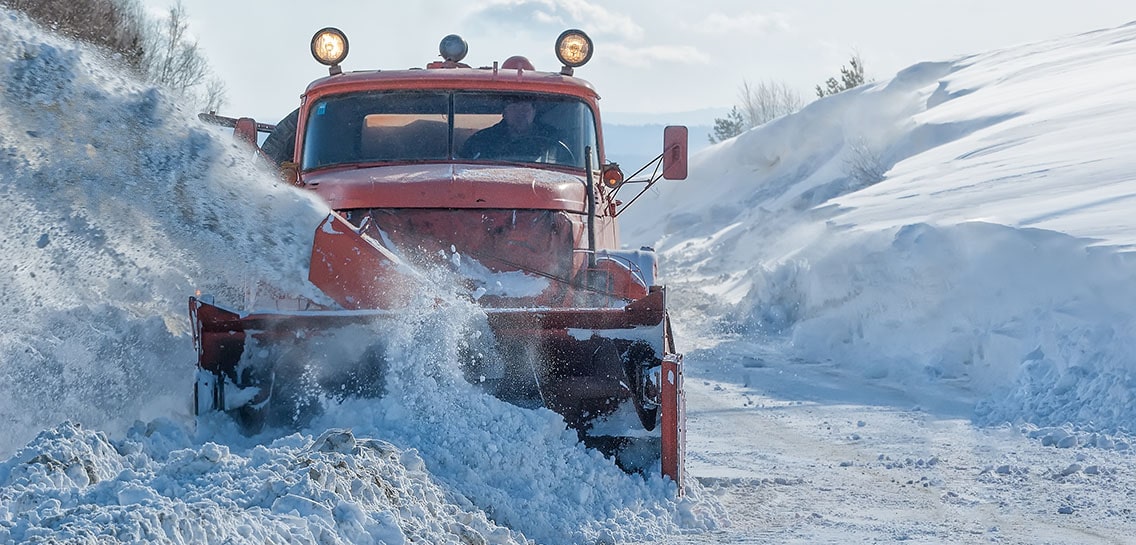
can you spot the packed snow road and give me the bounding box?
[655,334,1136,544]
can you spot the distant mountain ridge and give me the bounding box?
[602,107,722,171]
[602,107,730,127]
[603,123,711,174]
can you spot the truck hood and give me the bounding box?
[303,163,588,212]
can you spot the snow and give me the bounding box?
[626,21,1136,438]
[0,11,327,452]
[617,19,1136,543]
[451,251,552,299]
[2,5,1136,544]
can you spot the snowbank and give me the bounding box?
[0,8,328,451]
[626,22,1136,434]
[0,421,525,544]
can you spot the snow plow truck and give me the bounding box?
[190,28,688,489]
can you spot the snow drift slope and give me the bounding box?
[624,21,1136,435]
[0,10,328,455]
[0,423,520,544]
[0,9,723,544]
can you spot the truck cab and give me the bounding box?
[276,28,686,309]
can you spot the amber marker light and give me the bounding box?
[602,164,624,188]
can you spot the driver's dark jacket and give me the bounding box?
[459,121,559,160]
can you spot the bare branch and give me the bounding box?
[738,79,803,128]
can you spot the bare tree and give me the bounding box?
[141,1,226,111]
[738,79,803,127]
[844,136,887,188]
[709,79,803,143]
[200,78,228,114]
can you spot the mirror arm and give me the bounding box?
[614,160,665,217]
[612,150,663,199]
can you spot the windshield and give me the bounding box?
[301,91,598,171]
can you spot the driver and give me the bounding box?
[460,99,561,161]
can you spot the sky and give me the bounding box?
[4,5,1136,543]
[148,0,1135,123]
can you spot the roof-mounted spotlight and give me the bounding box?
[311,27,349,75]
[439,34,468,64]
[555,29,593,76]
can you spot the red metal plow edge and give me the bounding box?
[661,353,685,493]
[309,212,421,310]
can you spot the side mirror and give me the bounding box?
[662,125,688,180]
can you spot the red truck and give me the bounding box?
[192,28,688,489]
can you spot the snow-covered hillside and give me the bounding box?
[624,21,1136,436]
[3,4,1136,543]
[618,21,1136,542]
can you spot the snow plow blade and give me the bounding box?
[189,288,684,488]
[308,212,424,309]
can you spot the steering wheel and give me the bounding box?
[508,135,575,164]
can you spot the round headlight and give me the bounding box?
[555,29,593,68]
[439,34,468,63]
[311,27,349,66]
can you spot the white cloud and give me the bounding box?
[690,11,791,35]
[605,43,710,68]
[475,0,645,40]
